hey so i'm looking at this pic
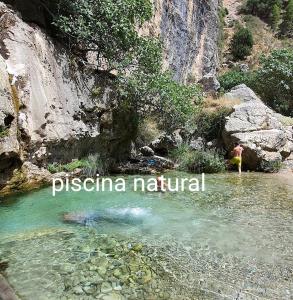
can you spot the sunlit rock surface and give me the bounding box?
[141,0,220,84]
[223,85,293,171]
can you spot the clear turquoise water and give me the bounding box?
[0,172,292,299]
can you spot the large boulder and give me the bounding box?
[139,146,154,157]
[222,85,293,171]
[0,3,137,194]
[224,84,260,103]
[149,130,183,155]
[0,162,52,196]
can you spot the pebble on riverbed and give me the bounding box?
[47,232,170,300]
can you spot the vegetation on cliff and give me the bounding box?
[219,0,293,117]
[243,0,293,36]
[51,0,202,132]
[219,48,293,117]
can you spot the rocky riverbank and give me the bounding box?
[0,229,178,300]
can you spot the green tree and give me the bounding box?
[230,27,254,60]
[52,0,202,132]
[52,0,156,72]
[116,71,202,131]
[271,4,281,31]
[281,0,293,37]
[218,70,255,91]
[251,49,293,116]
[245,0,283,20]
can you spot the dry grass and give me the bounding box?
[137,117,162,146]
[203,95,241,112]
[277,115,293,126]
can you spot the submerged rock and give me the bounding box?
[101,282,113,293]
[0,274,20,300]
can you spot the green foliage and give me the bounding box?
[48,155,111,175]
[271,4,281,30]
[218,6,229,50]
[245,0,283,19]
[53,0,203,133]
[53,0,156,73]
[192,108,232,141]
[281,0,293,37]
[169,144,191,164]
[218,70,255,91]
[47,163,62,174]
[136,117,162,148]
[170,145,226,174]
[0,127,9,138]
[116,71,203,132]
[82,154,110,177]
[48,159,89,173]
[230,27,254,60]
[185,150,226,174]
[260,160,282,173]
[251,49,293,116]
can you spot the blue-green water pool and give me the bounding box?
[0,172,292,299]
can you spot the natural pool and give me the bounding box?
[0,172,292,300]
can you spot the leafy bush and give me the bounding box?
[260,160,282,173]
[185,150,226,174]
[117,71,202,132]
[52,0,156,72]
[48,159,89,174]
[170,145,226,174]
[0,126,9,138]
[218,70,255,91]
[244,0,283,20]
[47,163,63,174]
[52,0,203,132]
[230,26,254,60]
[271,4,281,30]
[251,49,293,116]
[169,144,191,164]
[281,0,293,37]
[136,117,162,148]
[191,107,232,141]
[48,155,110,176]
[82,154,110,177]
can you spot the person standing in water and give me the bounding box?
[230,142,244,174]
[156,176,169,192]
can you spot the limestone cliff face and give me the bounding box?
[0,3,135,190]
[141,0,220,83]
[0,0,221,192]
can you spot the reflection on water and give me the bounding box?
[0,172,292,299]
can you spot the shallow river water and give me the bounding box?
[0,172,292,300]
